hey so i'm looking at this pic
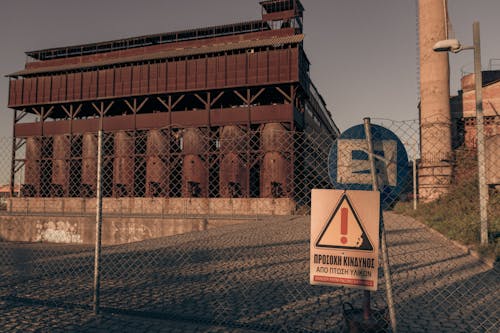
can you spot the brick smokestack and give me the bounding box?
[418,0,453,201]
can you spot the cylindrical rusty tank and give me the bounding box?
[220,125,246,153]
[220,152,248,198]
[23,136,42,196]
[261,123,290,153]
[51,135,70,197]
[146,129,169,197]
[260,152,290,198]
[182,154,208,197]
[219,126,248,197]
[260,123,291,197]
[181,128,208,197]
[182,128,207,155]
[113,131,134,197]
[81,133,97,197]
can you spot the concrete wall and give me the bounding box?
[7,197,295,216]
[0,197,295,245]
[0,215,245,245]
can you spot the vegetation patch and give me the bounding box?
[395,156,499,262]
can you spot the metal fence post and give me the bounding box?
[472,22,489,246]
[9,110,17,198]
[364,118,397,332]
[413,159,417,210]
[93,122,103,315]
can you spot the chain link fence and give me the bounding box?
[0,118,498,332]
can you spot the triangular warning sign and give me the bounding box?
[315,194,373,251]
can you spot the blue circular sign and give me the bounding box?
[328,124,410,208]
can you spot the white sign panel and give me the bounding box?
[310,189,380,291]
[336,139,397,186]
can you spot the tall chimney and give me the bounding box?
[418,0,453,201]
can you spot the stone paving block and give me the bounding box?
[0,213,498,332]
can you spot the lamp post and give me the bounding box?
[433,21,489,246]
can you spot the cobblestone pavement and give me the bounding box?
[0,213,498,332]
[0,299,261,332]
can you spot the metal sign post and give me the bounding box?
[317,118,407,331]
[364,118,397,332]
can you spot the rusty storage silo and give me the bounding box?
[39,137,53,197]
[23,136,42,196]
[113,131,135,196]
[260,123,290,197]
[219,126,248,197]
[261,123,290,153]
[51,135,70,197]
[182,128,208,197]
[81,133,97,197]
[146,129,169,197]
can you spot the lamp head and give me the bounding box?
[433,39,462,53]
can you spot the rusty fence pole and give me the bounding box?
[363,118,397,332]
[93,120,103,315]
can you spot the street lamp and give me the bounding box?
[433,21,489,246]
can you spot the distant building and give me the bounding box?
[450,70,500,187]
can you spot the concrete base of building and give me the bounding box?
[0,197,295,245]
[418,163,453,202]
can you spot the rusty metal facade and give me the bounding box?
[7,0,339,199]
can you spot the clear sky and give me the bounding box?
[1,0,499,137]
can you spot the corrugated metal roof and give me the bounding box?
[9,34,304,77]
[25,19,268,61]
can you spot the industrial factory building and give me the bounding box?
[451,70,500,149]
[6,0,339,205]
[418,0,500,199]
[450,70,500,188]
